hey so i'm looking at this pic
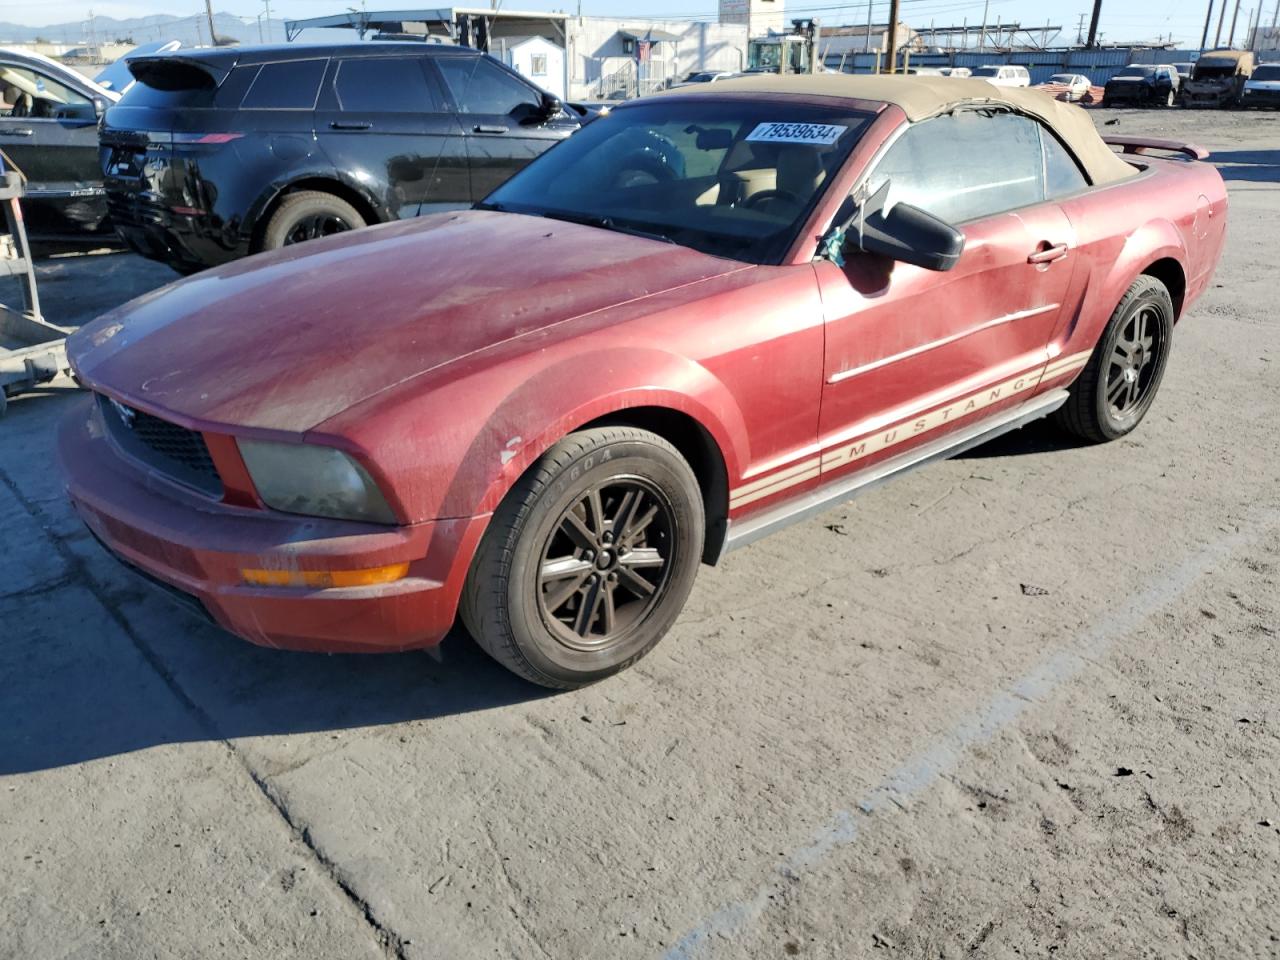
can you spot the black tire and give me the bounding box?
[260,191,366,251]
[1102,97,1112,108]
[460,427,705,689]
[1054,275,1174,444]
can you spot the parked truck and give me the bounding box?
[747,19,821,75]
[1180,49,1255,107]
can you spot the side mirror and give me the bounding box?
[538,92,562,121]
[852,201,965,272]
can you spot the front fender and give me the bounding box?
[316,346,751,527]
[444,347,749,519]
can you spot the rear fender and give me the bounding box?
[1063,219,1188,350]
[243,169,391,242]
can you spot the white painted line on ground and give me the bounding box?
[662,512,1274,960]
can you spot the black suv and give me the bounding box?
[101,43,583,273]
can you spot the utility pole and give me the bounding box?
[1215,0,1229,44]
[979,0,988,51]
[1200,0,1216,51]
[1076,13,1086,44]
[204,0,217,45]
[1086,0,1103,47]
[1228,0,1242,45]
[263,0,273,42]
[885,0,899,73]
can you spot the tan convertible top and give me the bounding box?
[655,74,1137,186]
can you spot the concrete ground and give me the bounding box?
[2,109,1277,960]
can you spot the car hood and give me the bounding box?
[69,211,749,433]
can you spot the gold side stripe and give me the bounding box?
[730,467,822,509]
[731,456,823,498]
[729,353,1093,509]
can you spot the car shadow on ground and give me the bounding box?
[957,417,1092,459]
[1210,148,1280,183]
[0,565,552,776]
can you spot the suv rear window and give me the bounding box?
[241,60,326,109]
[335,57,441,112]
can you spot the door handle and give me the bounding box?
[1027,243,1069,265]
[473,124,509,134]
[329,121,371,131]
[0,128,33,137]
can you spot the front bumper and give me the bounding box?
[1242,89,1280,108]
[58,396,487,653]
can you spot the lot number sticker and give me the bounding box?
[746,122,847,145]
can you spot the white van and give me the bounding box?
[971,64,1031,87]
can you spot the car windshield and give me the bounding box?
[1253,65,1280,81]
[1115,67,1154,78]
[1049,74,1075,83]
[971,67,1000,77]
[482,100,872,264]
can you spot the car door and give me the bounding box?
[431,53,579,201]
[317,54,469,219]
[815,110,1084,479]
[0,59,105,233]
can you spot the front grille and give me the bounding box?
[98,394,224,498]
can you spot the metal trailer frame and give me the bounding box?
[0,169,69,417]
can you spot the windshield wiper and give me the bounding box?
[539,209,677,245]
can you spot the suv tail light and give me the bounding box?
[171,132,245,144]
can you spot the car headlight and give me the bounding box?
[237,439,397,524]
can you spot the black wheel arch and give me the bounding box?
[247,175,387,252]
[1140,257,1187,321]
[576,407,731,566]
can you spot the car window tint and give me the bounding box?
[241,60,325,110]
[0,64,92,120]
[437,56,538,114]
[335,57,439,112]
[1040,126,1088,197]
[866,111,1045,224]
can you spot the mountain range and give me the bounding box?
[0,12,306,47]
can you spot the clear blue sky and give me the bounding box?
[0,0,1268,48]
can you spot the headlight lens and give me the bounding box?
[237,439,397,524]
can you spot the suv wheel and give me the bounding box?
[461,427,705,689]
[1054,275,1174,443]
[261,191,366,250]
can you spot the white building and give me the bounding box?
[718,0,786,37]
[500,35,566,98]
[569,18,749,100]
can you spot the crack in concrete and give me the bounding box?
[0,466,410,960]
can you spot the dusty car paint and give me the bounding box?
[60,89,1229,656]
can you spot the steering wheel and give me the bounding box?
[742,188,801,210]
[612,160,676,189]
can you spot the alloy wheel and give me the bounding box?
[284,213,353,245]
[537,477,675,652]
[1106,302,1165,418]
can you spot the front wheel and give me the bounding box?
[460,427,705,689]
[1053,275,1174,443]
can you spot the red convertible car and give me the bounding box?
[60,76,1228,688]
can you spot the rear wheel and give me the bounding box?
[1054,275,1174,443]
[261,191,366,251]
[460,427,705,689]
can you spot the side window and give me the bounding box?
[334,58,440,113]
[0,65,92,120]
[1040,127,1088,197]
[241,60,326,110]
[436,56,539,115]
[865,111,1044,224]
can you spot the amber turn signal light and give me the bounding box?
[240,562,410,589]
